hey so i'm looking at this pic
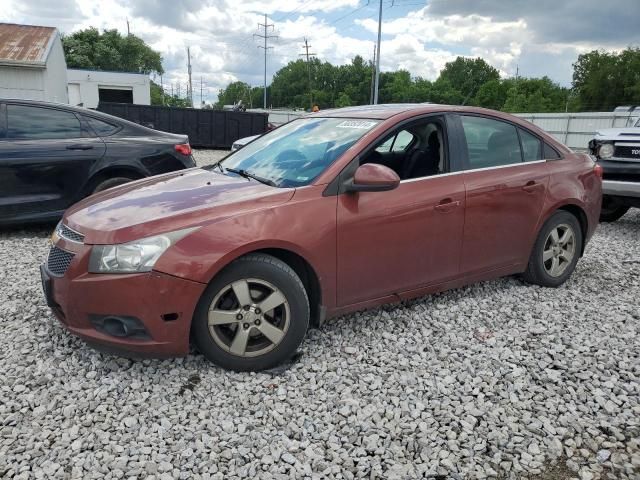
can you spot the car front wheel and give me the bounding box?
[192,254,309,371]
[523,211,583,288]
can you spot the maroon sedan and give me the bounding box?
[41,105,602,371]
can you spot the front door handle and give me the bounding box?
[66,144,94,150]
[434,198,461,213]
[522,180,543,193]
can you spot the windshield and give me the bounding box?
[218,117,380,187]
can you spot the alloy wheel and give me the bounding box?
[207,278,290,357]
[542,223,576,277]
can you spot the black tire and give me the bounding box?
[192,253,309,371]
[599,196,629,223]
[93,177,135,194]
[522,211,583,288]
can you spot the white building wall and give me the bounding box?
[66,69,151,108]
[42,33,69,103]
[0,31,68,103]
[0,66,45,100]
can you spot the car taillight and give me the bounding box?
[593,164,603,179]
[175,143,192,156]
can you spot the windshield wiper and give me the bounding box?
[225,167,277,187]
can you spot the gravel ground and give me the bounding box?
[1,150,639,480]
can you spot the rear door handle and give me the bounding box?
[66,144,94,150]
[522,180,543,193]
[434,198,461,213]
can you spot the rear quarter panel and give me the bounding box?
[81,135,193,194]
[540,153,601,243]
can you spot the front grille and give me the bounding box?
[47,246,75,276]
[58,224,85,243]
[614,145,640,160]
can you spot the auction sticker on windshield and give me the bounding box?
[336,120,379,129]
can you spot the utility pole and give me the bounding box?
[187,47,193,107]
[160,73,165,105]
[299,37,316,109]
[370,43,376,104]
[373,0,383,104]
[126,18,130,36]
[255,14,277,109]
[200,77,204,107]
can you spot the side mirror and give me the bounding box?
[345,163,400,193]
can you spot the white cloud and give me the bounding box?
[2,0,637,103]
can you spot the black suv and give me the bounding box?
[0,99,196,225]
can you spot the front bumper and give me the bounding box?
[602,180,640,198]
[41,239,206,357]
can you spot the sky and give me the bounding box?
[1,0,639,104]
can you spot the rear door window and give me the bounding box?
[7,105,83,140]
[519,128,542,162]
[460,115,522,169]
[85,116,119,136]
[544,143,561,159]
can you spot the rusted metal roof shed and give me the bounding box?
[0,23,68,102]
[0,23,58,67]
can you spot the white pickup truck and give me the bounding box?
[589,117,640,222]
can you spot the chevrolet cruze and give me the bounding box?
[41,104,602,371]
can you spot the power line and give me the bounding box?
[272,0,316,23]
[255,14,278,109]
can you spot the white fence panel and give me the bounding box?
[254,108,639,151]
[515,112,638,150]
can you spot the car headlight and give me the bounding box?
[88,227,197,273]
[598,143,614,159]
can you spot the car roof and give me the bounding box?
[312,103,530,121]
[313,103,438,119]
[2,98,112,117]
[0,98,158,133]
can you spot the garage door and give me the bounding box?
[98,87,133,104]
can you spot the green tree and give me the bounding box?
[438,57,500,104]
[62,27,163,74]
[472,78,513,110]
[503,77,570,113]
[150,81,192,107]
[572,48,640,111]
[379,70,414,103]
[270,59,316,108]
[214,81,254,108]
[335,93,353,107]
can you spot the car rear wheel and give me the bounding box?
[599,196,629,222]
[93,177,135,194]
[192,254,309,371]
[523,211,583,288]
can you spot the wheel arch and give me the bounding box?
[82,166,146,196]
[545,202,589,256]
[200,243,325,328]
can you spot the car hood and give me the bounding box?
[64,168,295,244]
[595,127,640,139]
